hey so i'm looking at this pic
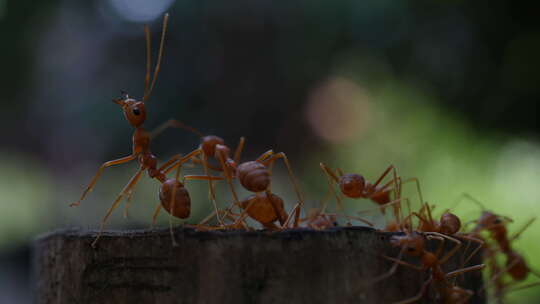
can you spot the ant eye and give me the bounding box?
[407,247,415,252]
[133,108,141,115]
[494,218,501,224]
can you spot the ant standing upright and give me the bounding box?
[70,14,221,247]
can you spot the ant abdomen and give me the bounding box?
[439,212,461,235]
[339,174,365,198]
[159,179,191,219]
[240,192,287,226]
[506,252,529,280]
[200,135,225,157]
[237,161,270,192]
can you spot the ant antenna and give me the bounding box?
[143,13,169,102]
[143,25,152,99]
[451,193,487,212]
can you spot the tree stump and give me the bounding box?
[34,227,485,304]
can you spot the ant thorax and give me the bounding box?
[132,128,151,154]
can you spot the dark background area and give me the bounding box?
[1,0,540,303]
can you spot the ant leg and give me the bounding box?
[458,235,485,267]
[183,175,224,182]
[395,277,433,304]
[450,192,487,212]
[324,213,373,226]
[398,177,425,207]
[319,163,341,182]
[233,137,245,164]
[210,150,241,225]
[509,217,536,242]
[180,173,226,227]
[160,149,202,173]
[144,13,169,102]
[190,156,223,172]
[425,232,462,265]
[92,168,145,247]
[201,153,224,226]
[371,164,397,188]
[260,152,305,227]
[255,149,274,162]
[71,154,137,206]
[371,248,422,285]
[507,281,540,293]
[151,203,162,227]
[319,163,349,225]
[149,119,204,139]
[167,163,182,246]
[123,190,135,218]
[445,264,486,278]
[371,165,401,221]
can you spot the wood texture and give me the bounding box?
[34,227,485,304]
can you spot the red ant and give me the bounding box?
[151,120,309,229]
[226,149,307,229]
[319,164,425,226]
[378,229,485,303]
[455,194,540,298]
[409,202,485,268]
[69,15,223,246]
[148,120,245,226]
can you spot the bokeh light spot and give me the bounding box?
[108,0,174,22]
[306,77,371,144]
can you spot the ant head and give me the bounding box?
[391,232,424,256]
[477,211,504,228]
[113,92,147,127]
[200,135,225,158]
[339,174,365,198]
[439,212,461,235]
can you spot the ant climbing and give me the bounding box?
[454,194,540,300]
[409,202,485,269]
[378,229,485,303]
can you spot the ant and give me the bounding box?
[150,120,245,226]
[153,121,308,229]
[378,229,485,303]
[69,14,222,246]
[216,149,306,230]
[410,202,485,268]
[455,194,540,297]
[319,164,424,227]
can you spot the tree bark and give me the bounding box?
[34,227,485,304]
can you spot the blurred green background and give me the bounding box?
[1,0,540,302]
